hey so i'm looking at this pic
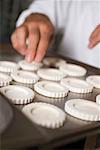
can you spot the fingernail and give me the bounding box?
[88,42,93,48]
[25,55,31,63]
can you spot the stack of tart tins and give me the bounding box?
[43,57,67,67]
[0,85,35,104]
[59,63,87,77]
[37,68,66,81]
[34,81,68,98]
[65,99,100,121]
[0,73,12,87]
[18,60,43,71]
[0,61,20,74]
[11,70,40,84]
[96,94,100,105]
[22,102,66,129]
[61,78,93,93]
[86,75,100,89]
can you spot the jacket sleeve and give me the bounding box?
[16,0,57,29]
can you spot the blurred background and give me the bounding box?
[0,0,32,43]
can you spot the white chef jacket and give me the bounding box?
[17,0,100,68]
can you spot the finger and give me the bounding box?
[88,36,100,48]
[89,25,100,40]
[25,27,40,62]
[15,26,28,54]
[34,32,51,62]
[34,23,53,62]
[11,32,26,56]
[88,25,100,48]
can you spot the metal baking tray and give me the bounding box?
[0,44,100,149]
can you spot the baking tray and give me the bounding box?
[0,44,100,149]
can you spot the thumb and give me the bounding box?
[88,25,100,48]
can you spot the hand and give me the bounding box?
[88,24,100,48]
[11,13,54,62]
